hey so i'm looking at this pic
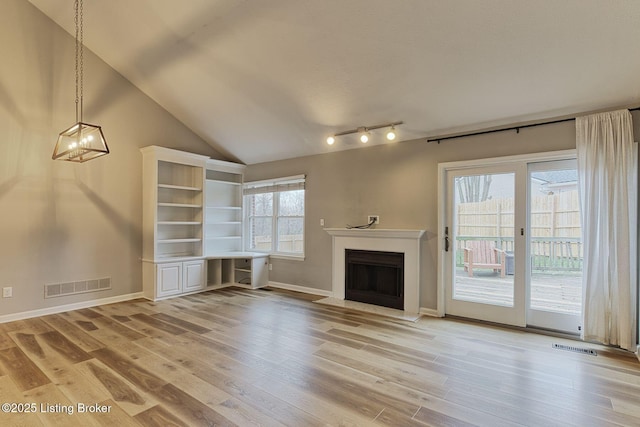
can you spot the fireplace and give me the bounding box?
[345,249,404,310]
[325,228,425,314]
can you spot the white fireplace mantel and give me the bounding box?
[325,228,425,314]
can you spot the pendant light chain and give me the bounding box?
[74,0,79,123]
[74,0,85,124]
[79,0,84,124]
[73,0,84,123]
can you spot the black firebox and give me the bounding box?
[345,249,404,310]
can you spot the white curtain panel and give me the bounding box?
[576,109,638,351]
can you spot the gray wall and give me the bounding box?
[0,0,222,316]
[247,115,640,310]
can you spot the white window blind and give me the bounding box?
[243,175,305,195]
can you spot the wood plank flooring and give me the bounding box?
[0,287,639,426]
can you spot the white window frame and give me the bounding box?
[244,175,306,260]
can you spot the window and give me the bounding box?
[244,175,305,258]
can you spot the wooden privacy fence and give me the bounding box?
[253,234,303,252]
[455,191,582,272]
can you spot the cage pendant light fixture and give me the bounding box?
[52,0,109,163]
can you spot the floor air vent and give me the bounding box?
[45,277,111,299]
[553,343,597,356]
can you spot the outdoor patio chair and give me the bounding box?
[463,241,506,277]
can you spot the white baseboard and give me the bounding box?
[267,281,333,297]
[419,307,442,317]
[0,292,145,324]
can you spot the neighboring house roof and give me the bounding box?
[531,170,578,184]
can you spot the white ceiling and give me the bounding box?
[29,0,640,164]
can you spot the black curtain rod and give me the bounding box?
[427,107,640,144]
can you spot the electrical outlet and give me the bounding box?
[320,218,325,226]
[3,287,12,298]
[269,263,273,271]
[368,215,380,225]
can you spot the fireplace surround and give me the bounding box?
[325,228,425,314]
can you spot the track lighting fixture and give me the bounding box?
[326,121,403,145]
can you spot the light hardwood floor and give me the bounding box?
[0,287,639,426]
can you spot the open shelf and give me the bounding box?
[158,221,202,225]
[205,254,268,289]
[158,202,202,208]
[158,160,203,188]
[203,161,245,256]
[158,183,201,191]
[158,238,202,243]
[206,169,243,183]
[206,179,241,186]
[206,180,242,208]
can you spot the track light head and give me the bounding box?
[386,126,397,141]
[360,132,369,143]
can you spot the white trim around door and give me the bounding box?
[437,149,578,326]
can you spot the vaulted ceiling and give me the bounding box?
[29,0,640,164]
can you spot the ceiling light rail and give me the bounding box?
[427,107,640,144]
[326,121,403,145]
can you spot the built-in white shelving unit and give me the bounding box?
[204,160,245,254]
[141,146,268,301]
[143,150,207,261]
[141,146,208,300]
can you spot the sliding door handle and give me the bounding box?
[444,226,450,252]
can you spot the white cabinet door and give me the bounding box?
[251,256,269,288]
[157,262,182,298]
[183,260,205,292]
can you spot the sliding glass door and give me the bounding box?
[527,160,582,333]
[445,164,527,327]
[442,154,583,333]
